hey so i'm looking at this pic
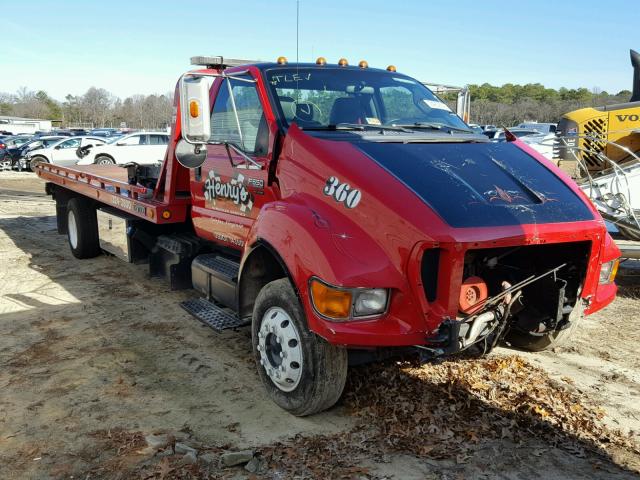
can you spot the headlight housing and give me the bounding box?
[599,259,619,284]
[309,278,389,321]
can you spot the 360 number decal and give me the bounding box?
[323,176,362,209]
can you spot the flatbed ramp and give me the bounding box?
[35,162,189,224]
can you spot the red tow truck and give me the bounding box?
[36,56,620,416]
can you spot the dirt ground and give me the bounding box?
[1,171,639,480]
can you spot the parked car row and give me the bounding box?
[1,131,169,171]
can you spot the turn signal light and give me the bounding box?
[338,58,349,67]
[189,100,199,118]
[310,279,352,319]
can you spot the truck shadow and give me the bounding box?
[0,213,638,478]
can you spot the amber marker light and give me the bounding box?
[316,57,327,65]
[310,278,352,320]
[386,65,397,72]
[161,210,172,219]
[338,58,349,67]
[277,56,288,64]
[189,100,199,118]
[358,60,368,68]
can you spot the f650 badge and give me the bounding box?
[324,176,362,209]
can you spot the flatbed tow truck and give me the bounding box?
[36,56,621,416]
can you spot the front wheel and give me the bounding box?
[252,278,348,416]
[29,156,47,171]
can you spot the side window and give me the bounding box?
[120,135,141,146]
[60,138,81,149]
[210,76,265,153]
[149,134,168,145]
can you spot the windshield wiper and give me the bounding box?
[394,122,475,134]
[302,123,414,133]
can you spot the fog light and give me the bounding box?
[599,259,619,284]
[353,289,388,316]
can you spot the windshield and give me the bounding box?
[264,67,469,132]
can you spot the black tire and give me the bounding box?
[29,155,48,171]
[66,198,101,259]
[95,155,115,165]
[505,303,584,352]
[251,278,348,416]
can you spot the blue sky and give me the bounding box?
[1,0,638,100]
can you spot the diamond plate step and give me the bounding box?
[195,254,239,282]
[181,298,248,332]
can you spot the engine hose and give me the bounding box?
[488,290,522,351]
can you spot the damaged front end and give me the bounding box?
[420,241,593,358]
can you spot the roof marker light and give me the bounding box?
[316,57,327,65]
[358,60,368,68]
[386,65,397,72]
[277,56,288,65]
[338,58,349,67]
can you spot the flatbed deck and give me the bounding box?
[35,162,189,224]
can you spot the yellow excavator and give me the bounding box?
[554,49,640,175]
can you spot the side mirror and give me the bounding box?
[54,145,61,149]
[180,76,211,145]
[116,142,124,146]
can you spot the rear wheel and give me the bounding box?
[252,278,348,416]
[505,302,584,352]
[95,155,115,165]
[66,198,101,259]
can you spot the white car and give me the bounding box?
[26,136,107,168]
[77,132,170,166]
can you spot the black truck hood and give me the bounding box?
[355,141,594,228]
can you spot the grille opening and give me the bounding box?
[421,248,440,303]
[463,242,591,331]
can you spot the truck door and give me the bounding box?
[191,73,276,250]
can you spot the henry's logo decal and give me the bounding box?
[616,114,639,122]
[204,170,253,213]
[323,176,362,209]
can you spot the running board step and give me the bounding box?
[191,254,240,309]
[180,298,248,332]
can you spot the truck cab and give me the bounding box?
[39,56,620,416]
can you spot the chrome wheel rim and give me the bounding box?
[257,307,303,392]
[68,210,78,249]
[97,158,112,165]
